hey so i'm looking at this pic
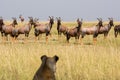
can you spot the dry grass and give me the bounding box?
[0,21,120,80]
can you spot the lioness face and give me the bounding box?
[41,55,59,73]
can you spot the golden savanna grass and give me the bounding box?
[0,21,120,80]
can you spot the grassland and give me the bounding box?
[0,21,120,80]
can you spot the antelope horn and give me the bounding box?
[59,17,61,20]
[100,18,102,21]
[49,16,51,19]
[12,17,16,20]
[97,18,100,21]
[34,18,38,22]
[56,17,58,20]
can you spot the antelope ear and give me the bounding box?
[37,18,39,21]
[28,17,31,19]
[41,55,47,61]
[54,55,59,62]
[35,18,39,21]
[28,17,33,19]
[108,18,111,20]
[59,17,61,20]
[31,17,33,19]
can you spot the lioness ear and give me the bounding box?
[54,55,59,62]
[41,55,47,61]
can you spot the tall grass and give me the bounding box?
[0,21,120,80]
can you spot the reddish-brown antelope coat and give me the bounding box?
[96,18,114,38]
[14,17,34,39]
[80,18,103,43]
[80,18,103,38]
[1,17,18,39]
[66,18,83,43]
[33,16,54,41]
[56,17,68,35]
[56,17,68,36]
[114,25,120,38]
